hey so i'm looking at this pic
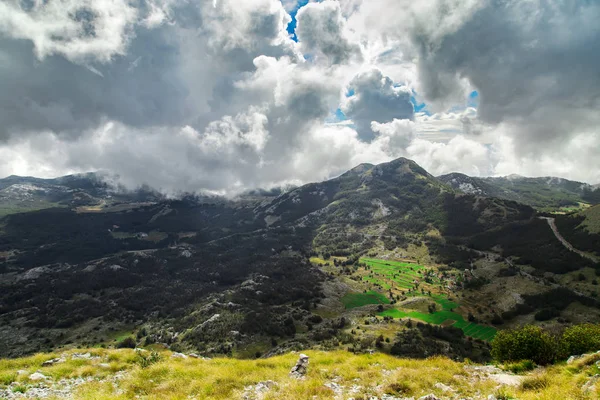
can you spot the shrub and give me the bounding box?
[136,350,162,368]
[116,336,137,349]
[504,359,536,373]
[491,325,557,365]
[534,308,560,321]
[558,323,600,358]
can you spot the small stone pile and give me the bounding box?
[289,353,309,379]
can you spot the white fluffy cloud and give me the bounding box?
[0,0,139,63]
[0,0,598,194]
[296,1,362,65]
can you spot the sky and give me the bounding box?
[0,0,599,195]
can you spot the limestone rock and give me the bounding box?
[171,352,188,359]
[582,374,600,394]
[434,382,455,392]
[418,394,440,400]
[42,357,65,367]
[29,372,48,381]
[289,353,309,379]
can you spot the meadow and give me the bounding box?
[1,348,597,399]
[346,258,497,341]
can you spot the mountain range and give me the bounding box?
[1,158,599,359]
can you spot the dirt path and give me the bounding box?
[539,217,599,262]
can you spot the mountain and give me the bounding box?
[0,173,164,217]
[1,158,599,359]
[439,172,600,210]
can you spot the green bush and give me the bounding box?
[558,323,600,358]
[136,350,162,368]
[116,336,137,349]
[491,325,557,365]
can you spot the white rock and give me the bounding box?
[418,395,440,400]
[188,353,199,358]
[29,372,48,381]
[324,381,344,395]
[171,352,188,359]
[434,382,455,392]
[582,374,600,394]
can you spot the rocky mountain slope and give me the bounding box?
[439,172,600,210]
[1,158,599,359]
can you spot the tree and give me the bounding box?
[491,325,557,365]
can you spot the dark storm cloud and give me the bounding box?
[414,0,600,148]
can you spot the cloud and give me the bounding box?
[341,68,413,139]
[296,0,362,65]
[0,0,599,193]
[0,0,139,63]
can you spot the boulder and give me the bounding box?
[418,395,440,400]
[171,352,188,359]
[289,354,309,378]
[29,372,48,381]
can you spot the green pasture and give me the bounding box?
[358,258,496,341]
[341,291,390,309]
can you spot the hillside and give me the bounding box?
[1,348,599,399]
[1,158,599,361]
[439,172,600,210]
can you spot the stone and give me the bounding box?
[171,352,188,359]
[243,380,278,400]
[418,394,440,400]
[42,357,64,367]
[434,382,455,392]
[71,352,94,360]
[188,353,199,358]
[324,381,344,395]
[567,355,582,364]
[487,395,497,400]
[289,353,309,378]
[582,374,600,394]
[29,372,48,381]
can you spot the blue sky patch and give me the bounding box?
[286,0,310,42]
[467,90,479,107]
[411,95,428,114]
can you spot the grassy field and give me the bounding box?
[359,258,497,341]
[0,202,64,218]
[580,204,600,233]
[341,291,390,309]
[0,348,597,399]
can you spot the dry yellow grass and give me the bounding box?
[0,349,599,399]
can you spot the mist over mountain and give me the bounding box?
[1,157,599,360]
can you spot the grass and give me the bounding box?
[358,258,497,341]
[0,202,64,218]
[0,348,597,399]
[341,291,390,309]
[579,204,600,233]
